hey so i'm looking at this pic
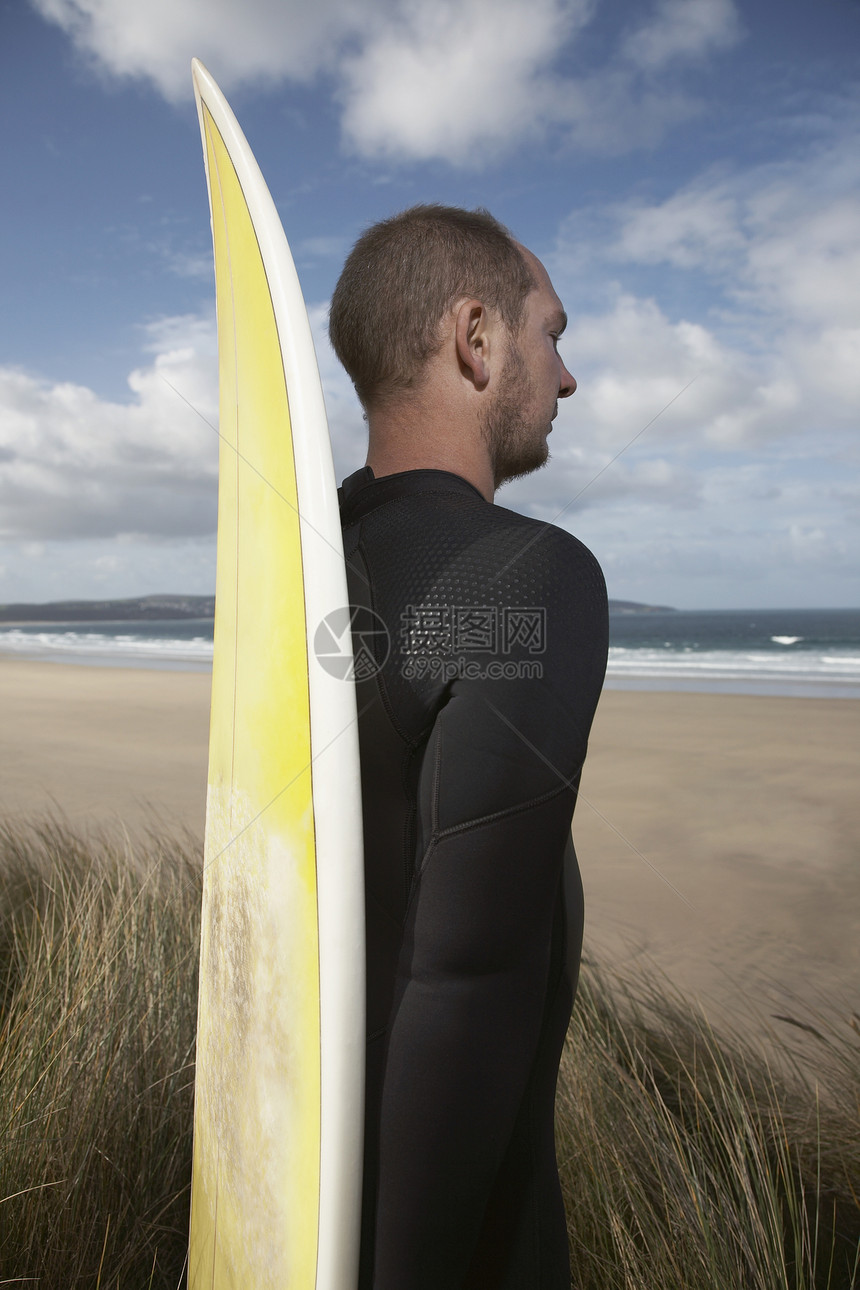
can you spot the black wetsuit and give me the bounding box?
[338,466,608,1290]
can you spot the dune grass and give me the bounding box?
[558,968,860,1289]
[0,820,199,1287]
[1,818,858,1288]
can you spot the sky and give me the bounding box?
[0,0,858,611]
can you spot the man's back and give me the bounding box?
[340,465,607,1288]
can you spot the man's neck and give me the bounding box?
[365,404,495,502]
[365,449,494,502]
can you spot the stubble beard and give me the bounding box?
[482,344,551,490]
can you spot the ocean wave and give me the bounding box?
[0,628,214,664]
[606,646,860,684]
[3,628,859,692]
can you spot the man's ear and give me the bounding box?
[454,298,495,390]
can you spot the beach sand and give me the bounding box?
[575,689,860,1030]
[0,660,211,841]
[1,658,857,1028]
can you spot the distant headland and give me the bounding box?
[608,599,675,615]
[0,595,216,623]
[0,593,675,623]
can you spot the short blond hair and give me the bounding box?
[328,204,534,408]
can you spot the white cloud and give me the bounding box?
[500,239,856,606]
[30,0,744,165]
[798,327,860,409]
[339,0,741,163]
[0,305,367,547]
[0,315,218,542]
[611,146,860,327]
[516,135,860,607]
[620,0,742,73]
[546,447,860,608]
[613,180,744,269]
[306,304,367,478]
[496,244,856,602]
[339,0,590,163]
[549,292,808,454]
[30,0,383,101]
[741,195,860,326]
[0,534,217,602]
[543,137,860,480]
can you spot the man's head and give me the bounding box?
[328,204,535,410]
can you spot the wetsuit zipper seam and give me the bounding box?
[404,779,574,906]
[431,778,574,843]
[431,726,444,837]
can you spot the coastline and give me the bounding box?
[1,657,857,1027]
[2,603,859,698]
[603,674,860,699]
[1,647,858,698]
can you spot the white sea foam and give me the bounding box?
[0,627,214,666]
[2,626,859,693]
[606,646,860,686]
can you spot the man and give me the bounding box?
[330,205,608,1289]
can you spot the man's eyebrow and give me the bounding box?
[548,308,567,334]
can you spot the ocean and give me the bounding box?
[605,608,860,698]
[0,608,858,698]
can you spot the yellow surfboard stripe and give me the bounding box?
[189,105,322,1288]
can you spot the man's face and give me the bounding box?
[482,249,575,490]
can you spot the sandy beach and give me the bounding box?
[1,658,857,1028]
[0,660,211,840]
[575,688,860,1029]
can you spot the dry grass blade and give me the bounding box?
[559,961,860,1289]
[0,819,200,1288]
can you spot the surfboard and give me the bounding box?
[188,59,364,1289]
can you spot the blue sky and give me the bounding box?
[1,0,858,609]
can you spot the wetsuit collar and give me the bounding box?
[338,466,486,524]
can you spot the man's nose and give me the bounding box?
[559,361,576,397]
